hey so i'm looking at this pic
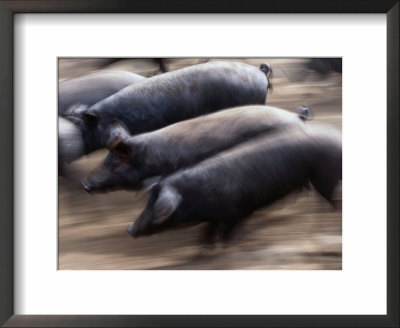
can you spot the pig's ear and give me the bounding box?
[153,187,182,225]
[65,103,89,116]
[141,176,162,192]
[109,120,130,140]
[107,120,133,162]
[82,112,98,127]
[108,137,132,163]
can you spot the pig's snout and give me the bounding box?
[81,181,93,193]
[127,223,138,238]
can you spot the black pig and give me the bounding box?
[82,105,308,193]
[72,61,272,155]
[128,126,342,241]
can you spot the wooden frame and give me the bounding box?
[0,1,398,327]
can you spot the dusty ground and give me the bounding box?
[58,58,342,270]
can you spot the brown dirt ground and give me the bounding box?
[58,58,342,270]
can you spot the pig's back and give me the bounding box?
[88,62,269,134]
[168,127,341,204]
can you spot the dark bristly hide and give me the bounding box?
[128,125,342,242]
[70,61,272,156]
[82,105,310,193]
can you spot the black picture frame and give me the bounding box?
[0,1,398,327]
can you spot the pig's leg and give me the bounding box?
[311,175,341,209]
[153,58,168,73]
[188,222,220,260]
[200,221,220,245]
[220,218,242,245]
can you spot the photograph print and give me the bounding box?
[58,58,342,270]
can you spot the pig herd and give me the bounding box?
[59,61,342,244]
